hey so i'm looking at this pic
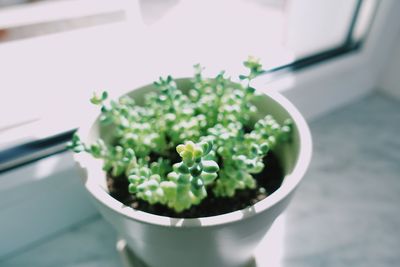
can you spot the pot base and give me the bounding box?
[116,214,286,267]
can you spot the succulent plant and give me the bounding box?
[68,57,292,212]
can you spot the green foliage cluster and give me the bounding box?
[68,57,293,212]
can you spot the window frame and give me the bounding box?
[0,0,396,173]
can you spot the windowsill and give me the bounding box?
[0,0,127,29]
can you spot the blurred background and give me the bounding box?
[0,0,399,266]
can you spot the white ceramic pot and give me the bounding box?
[75,79,312,267]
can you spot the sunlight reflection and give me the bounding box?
[33,153,62,178]
[253,213,286,267]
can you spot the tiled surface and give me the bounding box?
[0,216,121,267]
[283,92,400,267]
[1,92,399,267]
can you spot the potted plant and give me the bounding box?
[69,57,312,267]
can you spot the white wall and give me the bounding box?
[378,32,400,99]
[285,0,357,58]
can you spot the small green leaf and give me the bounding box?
[90,92,103,105]
[202,160,219,173]
[189,165,202,177]
[101,91,108,100]
[191,177,204,189]
[201,172,217,184]
[177,162,190,174]
[259,143,269,154]
[128,184,137,193]
[193,147,203,158]
[72,133,80,142]
[246,87,256,94]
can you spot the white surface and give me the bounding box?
[285,0,356,58]
[0,0,126,28]
[0,0,390,130]
[117,215,287,267]
[0,0,288,129]
[378,32,400,99]
[0,0,374,130]
[352,0,378,41]
[0,152,98,258]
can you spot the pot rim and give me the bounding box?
[74,78,312,228]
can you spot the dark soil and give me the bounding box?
[107,152,284,218]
